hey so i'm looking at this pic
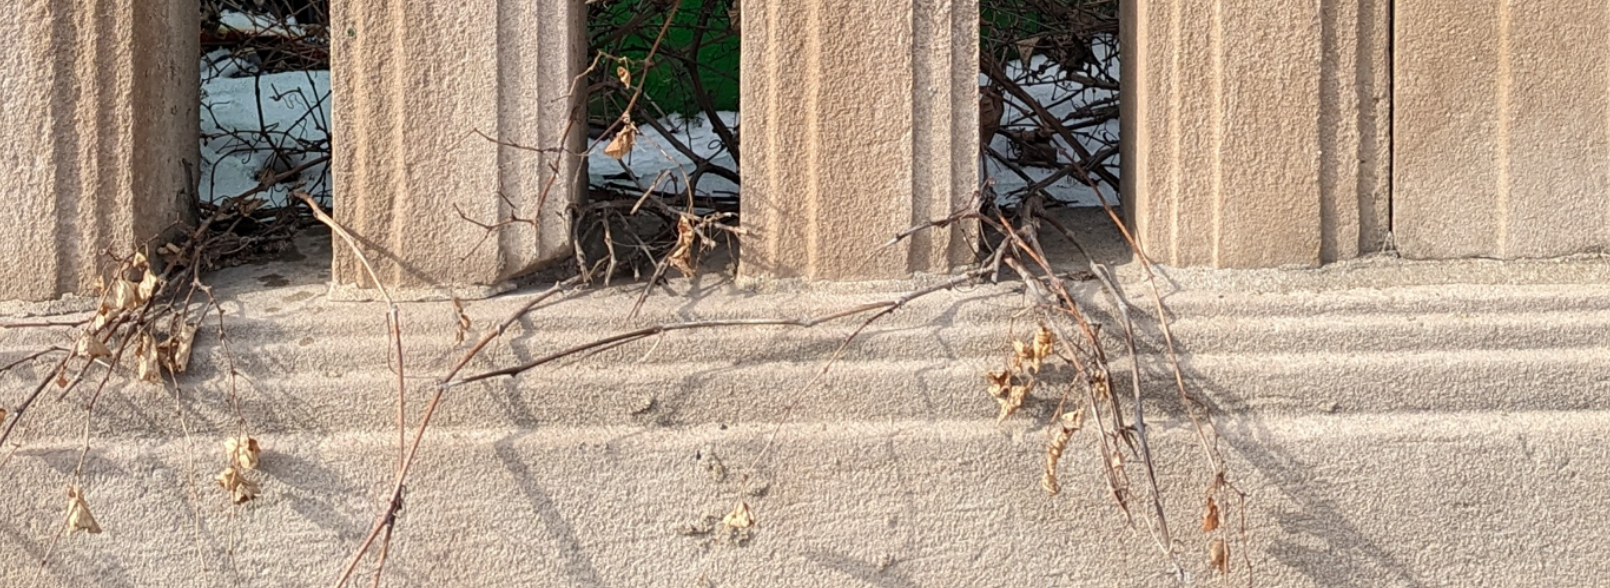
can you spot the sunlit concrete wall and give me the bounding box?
[1394,0,1610,259]
[329,0,586,295]
[1121,0,1391,268]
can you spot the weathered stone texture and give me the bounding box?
[1395,0,1610,259]
[739,0,979,280]
[1122,0,1390,268]
[0,1,198,301]
[330,0,585,293]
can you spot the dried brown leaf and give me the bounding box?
[1016,35,1042,66]
[1041,407,1084,495]
[66,485,102,534]
[137,267,162,303]
[721,501,754,530]
[604,118,637,160]
[986,369,1011,398]
[452,297,472,345]
[162,322,199,374]
[1202,496,1221,532]
[225,436,260,471]
[615,65,632,88]
[75,334,111,360]
[135,332,160,383]
[667,217,698,277]
[215,467,260,504]
[1032,324,1054,366]
[997,381,1032,423]
[1209,538,1230,574]
[111,278,140,311]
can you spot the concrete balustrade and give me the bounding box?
[0,0,199,301]
[738,0,980,281]
[1121,0,1391,268]
[329,0,586,295]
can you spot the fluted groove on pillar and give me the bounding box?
[0,0,199,302]
[739,0,979,281]
[330,0,585,295]
[1395,0,1610,259]
[1122,0,1387,268]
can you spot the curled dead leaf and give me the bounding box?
[667,217,698,277]
[75,333,111,360]
[111,278,140,311]
[137,267,162,303]
[225,436,260,471]
[135,332,161,383]
[1202,496,1221,532]
[721,501,754,530]
[986,369,1011,398]
[215,467,260,504]
[996,381,1032,423]
[66,485,102,534]
[603,117,637,160]
[1041,407,1084,495]
[452,297,471,345]
[1209,538,1230,574]
[616,65,632,88]
[161,321,199,374]
[1032,324,1054,366]
[1089,370,1111,400]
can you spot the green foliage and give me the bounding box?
[590,0,741,117]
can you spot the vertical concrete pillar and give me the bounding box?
[1121,0,1390,268]
[330,0,585,294]
[739,0,978,281]
[1395,0,1610,259]
[0,1,198,301]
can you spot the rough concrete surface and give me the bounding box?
[329,0,585,292]
[0,0,199,301]
[1395,0,1610,259]
[3,218,1609,586]
[1121,0,1390,268]
[739,0,979,280]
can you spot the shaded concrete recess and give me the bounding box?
[3,224,1609,586]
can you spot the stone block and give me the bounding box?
[1394,0,1610,258]
[1121,0,1390,267]
[330,0,586,294]
[739,0,978,281]
[0,0,199,301]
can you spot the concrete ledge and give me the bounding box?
[3,242,1610,586]
[4,413,1609,587]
